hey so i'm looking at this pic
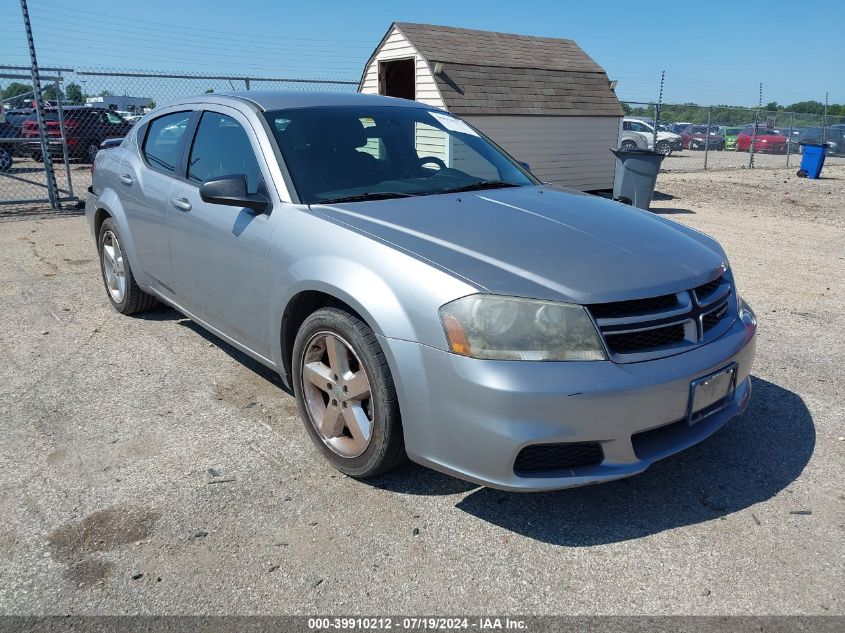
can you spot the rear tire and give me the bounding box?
[620,140,638,150]
[292,307,406,478]
[97,217,158,315]
[0,148,11,172]
[656,140,672,156]
[85,140,99,163]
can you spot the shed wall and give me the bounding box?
[359,26,445,109]
[464,115,620,191]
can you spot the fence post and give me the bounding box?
[704,106,712,170]
[53,78,74,200]
[786,112,794,167]
[652,103,659,150]
[748,110,759,169]
[20,0,60,209]
[244,77,250,90]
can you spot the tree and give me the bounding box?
[42,84,63,103]
[784,100,825,115]
[98,90,114,98]
[764,101,781,111]
[2,82,32,106]
[65,82,85,104]
[205,88,214,93]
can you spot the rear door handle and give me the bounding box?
[171,197,192,212]
[118,174,133,186]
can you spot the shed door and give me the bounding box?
[378,58,415,100]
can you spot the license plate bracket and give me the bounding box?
[687,363,738,426]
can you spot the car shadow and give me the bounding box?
[131,310,814,523]
[136,306,288,392]
[453,376,814,545]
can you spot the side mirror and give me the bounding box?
[518,161,531,171]
[199,175,270,213]
[99,137,123,150]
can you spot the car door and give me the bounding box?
[167,107,276,357]
[119,109,195,290]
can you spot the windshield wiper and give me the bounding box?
[316,191,416,204]
[436,180,521,195]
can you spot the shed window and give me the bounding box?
[379,58,415,100]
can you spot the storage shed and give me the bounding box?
[359,22,624,191]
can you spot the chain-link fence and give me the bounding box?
[3,65,844,214]
[0,65,357,214]
[622,101,845,173]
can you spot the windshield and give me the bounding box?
[264,105,537,204]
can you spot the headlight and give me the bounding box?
[439,294,606,361]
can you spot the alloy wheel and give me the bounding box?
[300,331,374,458]
[101,230,126,303]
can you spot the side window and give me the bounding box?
[143,111,193,174]
[187,112,263,193]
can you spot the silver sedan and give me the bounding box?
[85,91,756,491]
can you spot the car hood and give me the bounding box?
[310,186,727,304]
[657,132,681,141]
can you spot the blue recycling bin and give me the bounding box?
[798,143,827,179]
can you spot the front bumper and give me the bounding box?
[381,308,756,491]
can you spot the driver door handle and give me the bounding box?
[171,197,192,212]
[118,174,133,186]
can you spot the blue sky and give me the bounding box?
[1,0,843,106]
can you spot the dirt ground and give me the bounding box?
[0,166,842,616]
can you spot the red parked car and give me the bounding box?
[736,125,788,154]
[679,125,725,150]
[22,107,132,163]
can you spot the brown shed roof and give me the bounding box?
[387,22,624,117]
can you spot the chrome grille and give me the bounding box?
[587,273,734,362]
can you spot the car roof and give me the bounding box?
[168,90,432,112]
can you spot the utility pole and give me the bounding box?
[20,0,60,209]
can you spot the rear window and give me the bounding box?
[142,111,193,174]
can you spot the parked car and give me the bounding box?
[622,118,682,155]
[85,92,756,492]
[21,106,133,162]
[679,125,725,150]
[619,129,650,150]
[715,126,742,150]
[0,121,16,171]
[795,126,845,155]
[735,125,788,153]
[670,122,694,134]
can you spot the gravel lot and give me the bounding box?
[661,148,845,172]
[0,166,842,616]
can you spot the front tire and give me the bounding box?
[97,218,158,315]
[620,140,638,150]
[292,307,406,478]
[656,140,672,156]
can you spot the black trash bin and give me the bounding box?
[611,148,665,210]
